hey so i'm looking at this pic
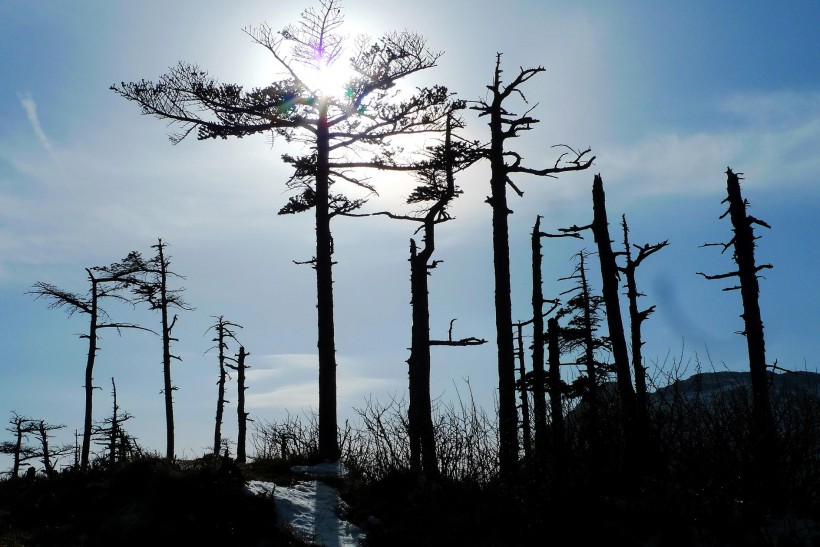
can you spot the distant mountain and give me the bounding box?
[651,370,820,405]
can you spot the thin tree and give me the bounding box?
[113,0,453,461]
[697,167,775,493]
[344,111,485,477]
[132,238,192,462]
[226,346,251,464]
[618,215,668,439]
[206,316,243,457]
[546,316,566,486]
[92,377,135,467]
[513,320,532,461]
[557,250,608,437]
[470,54,594,476]
[29,252,151,469]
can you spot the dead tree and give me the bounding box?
[1,413,35,478]
[344,111,485,477]
[226,346,251,464]
[546,317,566,483]
[132,238,192,462]
[206,316,243,457]
[470,54,594,477]
[513,321,532,460]
[31,420,69,477]
[557,251,608,441]
[618,215,668,439]
[29,252,152,469]
[589,175,639,470]
[92,377,135,466]
[698,167,775,491]
[113,0,453,461]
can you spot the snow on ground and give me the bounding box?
[245,462,365,547]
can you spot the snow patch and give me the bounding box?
[245,478,364,546]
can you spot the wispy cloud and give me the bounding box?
[19,93,53,153]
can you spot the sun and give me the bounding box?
[313,58,354,99]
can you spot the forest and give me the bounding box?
[2,1,819,545]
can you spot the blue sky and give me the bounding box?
[1,0,818,465]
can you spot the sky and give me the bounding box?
[1,0,818,467]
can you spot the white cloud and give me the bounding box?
[18,93,53,153]
[598,91,820,201]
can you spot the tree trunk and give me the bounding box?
[515,323,532,462]
[214,325,227,456]
[236,346,248,464]
[530,217,548,457]
[590,174,638,474]
[723,168,775,489]
[315,102,340,461]
[81,278,99,470]
[547,317,566,489]
[157,242,175,462]
[489,84,519,479]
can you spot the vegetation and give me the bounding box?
[4,1,817,544]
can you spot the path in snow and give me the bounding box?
[244,462,365,547]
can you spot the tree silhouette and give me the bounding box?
[343,110,485,477]
[226,346,251,464]
[698,167,775,496]
[470,54,594,476]
[92,377,136,466]
[206,316,243,457]
[113,0,452,460]
[618,215,668,441]
[132,239,192,462]
[1,412,36,479]
[30,419,70,477]
[29,252,151,469]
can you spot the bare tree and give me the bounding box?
[113,0,453,461]
[698,167,775,493]
[132,238,192,462]
[618,215,668,440]
[206,316,243,457]
[29,252,151,469]
[31,420,70,477]
[343,111,485,477]
[1,412,36,478]
[470,54,594,477]
[226,346,251,464]
[92,377,136,467]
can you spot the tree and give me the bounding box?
[31,419,70,477]
[618,215,668,440]
[470,54,594,476]
[113,0,453,461]
[29,252,151,469]
[343,110,485,477]
[226,346,251,464]
[132,238,192,462]
[92,377,136,467]
[206,316,243,457]
[1,412,35,478]
[698,167,775,495]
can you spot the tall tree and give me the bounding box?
[698,167,775,492]
[618,215,668,440]
[132,238,191,462]
[226,346,251,464]
[29,252,150,469]
[113,0,452,461]
[206,316,243,457]
[470,54,594,476]
[344,111,485,477]
[589,175,638,463]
